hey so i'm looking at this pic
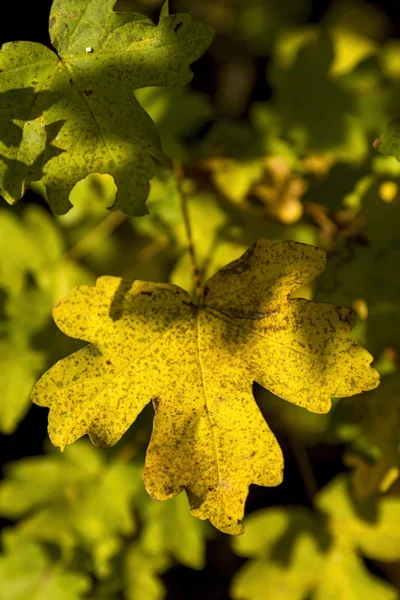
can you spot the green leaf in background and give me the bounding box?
[0,330,45,434]
[135,86,215,160]
[0,205,91,313]
[231,507,326,600]
[0,439,209,598]
[124,543,169,600]
[137,490,207,570]
[0,205,92,433]
[0,441,140,577]
[0,532,90,600]
[344,372,400,501]
[231,474,400,600]
[316,475,400,563]
[270,34,367,159]
[0,0,214,215]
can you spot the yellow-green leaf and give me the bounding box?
[313,546,397,600]
[137,491,207,570]
[0,441,140,577]
[231,507,325,600]
[0,331,45,434]
[316,474,400,563]
[0,532,90,600]
[124,543,168,600]
[32,240,378,533]
[231,475,400,600]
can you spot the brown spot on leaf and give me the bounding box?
[174,22,183,33]
[49,16,56,28]
[83,89,93,96]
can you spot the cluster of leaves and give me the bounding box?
[232,474,400,600]
[1,0,400,597]
[0,440,207,598]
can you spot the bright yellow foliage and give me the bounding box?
[32,240,379,533]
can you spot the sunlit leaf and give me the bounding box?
[32,240,378,533]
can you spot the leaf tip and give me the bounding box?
[160,1,169,19]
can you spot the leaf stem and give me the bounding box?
[173,160,203,303]
[290,437,318,503]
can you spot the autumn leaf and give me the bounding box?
[32,240,379,534]
[0,0,214,215]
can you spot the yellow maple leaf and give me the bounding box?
[32,240,379,534]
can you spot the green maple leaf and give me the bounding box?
[0,0,213,215]
[231,475,400,600]
[32,240,378,534]
[0,532,90,600]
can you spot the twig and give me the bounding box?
[173,160,203,303]
[290,437,318,504]
[64,210,127,263]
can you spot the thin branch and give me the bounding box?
[290,437,318,504]
[64,210,127,263]
[173,160,203,303]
